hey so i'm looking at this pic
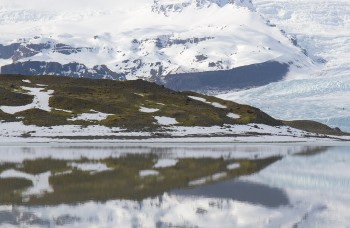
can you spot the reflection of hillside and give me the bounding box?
[294,146,328,157]
[0,154,279,206]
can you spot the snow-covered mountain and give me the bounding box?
[0,0,311,82]
[1,0,348,132]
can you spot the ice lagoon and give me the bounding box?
[0,143,349,227]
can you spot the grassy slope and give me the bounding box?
[0,74,281,130]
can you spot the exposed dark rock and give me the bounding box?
[155,36,214,49]
[1,61,125,80]
[0,42,92,62]
[195,54,208,62]
[0,43,21,59]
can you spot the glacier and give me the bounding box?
[219,0,350,132]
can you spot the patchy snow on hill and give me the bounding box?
[0,86,53,114]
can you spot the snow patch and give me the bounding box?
[55,108,73,113]
[227,112,240,119]
[69,110,113,121]
[188,96,207,103]
[211,102,227,109]
[140,106,159,113]
[188,96,227,109]
[154,116,178,125]
[0,86,53,114]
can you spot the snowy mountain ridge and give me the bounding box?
[152,0,254,15]
[0,0,312,81]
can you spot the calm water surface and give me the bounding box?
[0,144,348,227]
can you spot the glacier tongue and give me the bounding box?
[219,0,350,132]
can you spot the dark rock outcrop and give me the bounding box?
[1,61,125,80]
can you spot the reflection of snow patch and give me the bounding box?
[154,116,178,125]
[140,106,159,113]
[0,86,54,114]
[189,172,227,186]
[69,110,113,121]
[0,169,53,196]
[69,162,111,173]
[140,170,159,177]
[154,159,178,168]
[227,163,240,170]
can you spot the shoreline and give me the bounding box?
[0,135,349,146]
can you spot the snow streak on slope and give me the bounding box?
[0,0,311,80]
[219,0,350,132]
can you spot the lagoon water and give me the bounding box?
[0,144,349,227]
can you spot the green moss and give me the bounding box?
[0,87,33,106]
[15,109,71,126]
[0,110,17,122]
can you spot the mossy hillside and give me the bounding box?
[0,74,280,129]
[283,120,348,136]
